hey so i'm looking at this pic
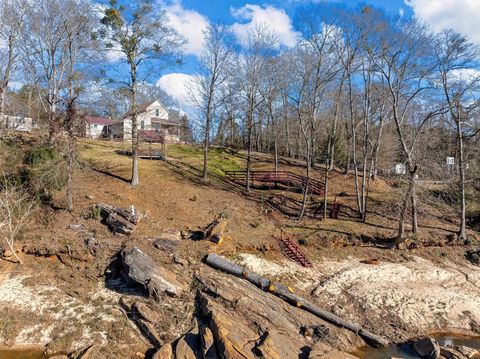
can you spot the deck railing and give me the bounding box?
[224,170,324,195]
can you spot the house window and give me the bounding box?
[141,120,145,130]
[155,109,159,117]
[93,124,98,129]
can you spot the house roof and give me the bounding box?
[139,130,164,143]
[85,116,117,126]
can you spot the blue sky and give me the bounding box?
[109,0,480,109]
[179,0,410,22]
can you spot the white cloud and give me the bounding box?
[449,68,480,83]
[164,1,210,58]
[406,0,480,44]
[230,4,300,48]
[156,72,196,108]
[8,81,24,91]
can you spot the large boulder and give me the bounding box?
[199,323,218,359]
[195,269,354,359]
[121,246,183,298]
[413,337,440,359]
[152,343,173,359]
[441,345,479,359]
[175,324,202,359]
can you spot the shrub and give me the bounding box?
[24,146,57,165]
[90,205,101,220]
[21,145,67,200]
[0,179,36,264]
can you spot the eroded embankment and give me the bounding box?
[1,251,480,357]
[237,253,480,341]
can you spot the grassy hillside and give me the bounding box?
[74,139,477,248]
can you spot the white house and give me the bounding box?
[83,116,117,139]
[0,114,34,132]
[109,100,180,143]
[394,163,406,175]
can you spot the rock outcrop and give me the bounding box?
[121,246,184,299]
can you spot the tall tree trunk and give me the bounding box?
[283,94,291,158]
[361,116,369,223]
[323,134,332,220]
[203,119,210,180]
[298,115,312,220]
[65,37,77,212]
[396,166,418,246]
[48,104,57,146]
[229,113,235,147]
[267,102,279,172]
[1,35,16,125]
[274,138,278,172]
[324,74,345,219]
[203,91,213,180]
[295,124,301,159]
[457,116,467,240]
[66,102,75,212]
[246,102,253,192]
[348,76,362,218]
[371,120,384,181]
[0,87,5,117]
[343,119,352,174]
[130,65,139,187]
[299,149,310,220]
[411,184,418,235]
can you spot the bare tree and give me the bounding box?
[369,20,445,243]
[61,0,98,211]
[0,0,28,119]
[189,23,234,181]
[236,26,277,191]
[436,29,480,241]
[259,56,285,172]
[289,20,342,219]
[102,0,183,186]
[21,0,71,144]
[0,178,36,264]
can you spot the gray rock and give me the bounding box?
[122,246,183,298]
[153,239,180,253]
[413,337,440,359]
[152,343,173,359]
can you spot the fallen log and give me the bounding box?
[204,216,228,244]
[96,203,142,235]
[204,253,388,348]
[96,202,141,224]
[105,212,135,235]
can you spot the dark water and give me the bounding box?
[0,348,45,359]
[351,335,480,359]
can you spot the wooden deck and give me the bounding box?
[224,170,324,195]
